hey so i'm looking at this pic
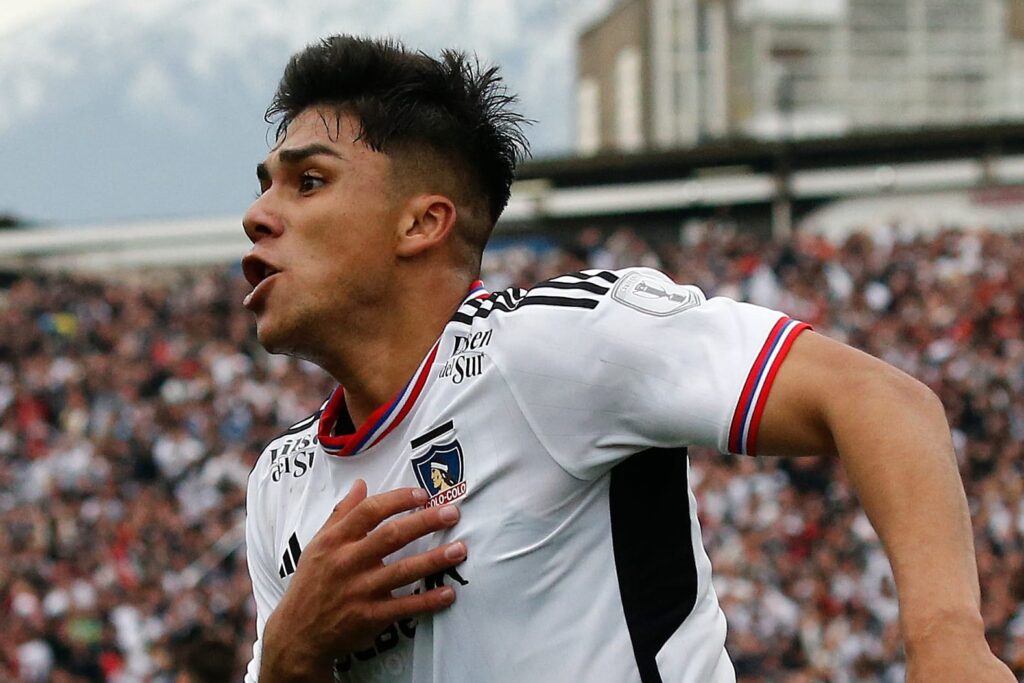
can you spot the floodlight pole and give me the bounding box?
[772,67,796,242]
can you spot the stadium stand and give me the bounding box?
[1,222,1022,682]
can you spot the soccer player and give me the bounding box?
[240,35,1013,682]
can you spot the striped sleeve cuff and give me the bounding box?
[727,317,811,456]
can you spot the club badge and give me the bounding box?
[410,421,467,507]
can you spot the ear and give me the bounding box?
[395,194,458,258]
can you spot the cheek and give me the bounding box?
[297,199,397,281]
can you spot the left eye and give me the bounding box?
[299,175,324,193]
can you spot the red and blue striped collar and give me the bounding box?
[318,280,487,457]
[465,280,487,300]
[318,340,441,456]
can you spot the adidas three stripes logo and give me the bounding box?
[278,532,303,578]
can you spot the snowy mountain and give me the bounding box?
[0,0,611,224]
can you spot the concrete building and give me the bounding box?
[577,0,1024,153]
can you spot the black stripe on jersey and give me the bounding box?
[279,552,294,578]
[563,270,619,284]
[451,289,523,325]
[492,288,527,308]
[289,534,303,565]
[411,420,455,449]
[529,279,610,295]
[450,272,617,325]
[609,448,698,683]
[279,532,304,578]
[517,296,598,310]
[451,289,598,325]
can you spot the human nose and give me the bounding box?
[242,192,284,244]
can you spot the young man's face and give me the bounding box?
[242,107,403,357]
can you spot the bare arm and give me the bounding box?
[756,331,1012,682]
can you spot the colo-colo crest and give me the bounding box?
[410,421,467,508]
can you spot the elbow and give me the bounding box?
[886,370,944,419]
[824,363,950,454]
[843,361,942,416]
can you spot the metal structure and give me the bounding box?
[577,0,1023,152]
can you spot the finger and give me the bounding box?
[373,541,467,593]
[359,504,461,562]
[311,480,369,545]
[371,586,457,625]
[332,479,368,519]
[336,487,430,540]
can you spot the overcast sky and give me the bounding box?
[0,0,844,225]
[0,0,96,34]
[1,0,846,35]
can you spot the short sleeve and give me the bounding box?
[244,466,284,683]
[492,268,810,479]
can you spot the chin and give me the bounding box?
[254,317,292,355]
[255,315,318,361]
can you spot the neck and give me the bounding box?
[318,269,473,427]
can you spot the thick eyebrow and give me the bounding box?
[255,143,344,184]
[278,143,344,165]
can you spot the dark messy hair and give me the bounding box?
[266,35,531,255]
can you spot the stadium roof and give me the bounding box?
[517,122,1024,186]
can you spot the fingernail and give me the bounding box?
[412,488,429,504]
[444,541,466,561]
[439,587,455,603]
[438,505,460,523]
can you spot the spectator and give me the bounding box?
[1,224,1021,680]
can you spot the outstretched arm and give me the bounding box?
[755,331,1013,682]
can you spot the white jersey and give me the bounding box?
[244,267,809,683]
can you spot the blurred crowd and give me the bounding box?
[1,221,1022,682]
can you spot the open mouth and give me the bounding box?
[242,254,281,289]
[241,254,282,308]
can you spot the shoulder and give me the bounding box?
[248,406,323,489]
[443,268,715,384]
[451,267,706,336]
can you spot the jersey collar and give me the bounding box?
[318,280,488,457]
